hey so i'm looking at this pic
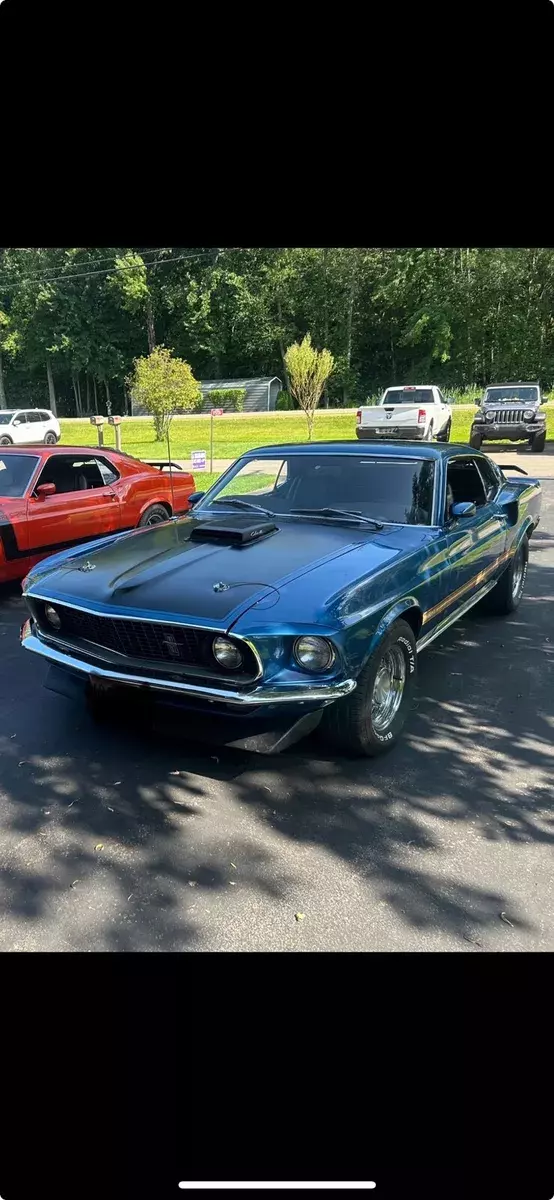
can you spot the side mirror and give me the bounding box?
[35,482,57,500]
[541,396,548,404]
[12,419,21,427]
[188,491,205,506]
[451,500,476,519]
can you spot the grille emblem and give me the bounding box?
[162,632,181,658]
[79,561,96,572]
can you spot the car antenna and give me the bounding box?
[166,417,176,514]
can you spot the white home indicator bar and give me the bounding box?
[178,1186,377,1191]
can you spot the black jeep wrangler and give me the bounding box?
[469,382,547,452]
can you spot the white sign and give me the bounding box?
[191,450,207,471]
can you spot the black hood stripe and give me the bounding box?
[0,509,133,562]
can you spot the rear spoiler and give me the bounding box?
[143,460,183,472]
[501,464,528,476]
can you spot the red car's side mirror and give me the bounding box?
[35,482,57,500]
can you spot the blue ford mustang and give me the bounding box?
[20,441,541,756]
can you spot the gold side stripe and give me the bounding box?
[421,549,512,626]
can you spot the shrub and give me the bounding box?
[127,346,201,440]
[208,388,246,413]
[276,390,294,410]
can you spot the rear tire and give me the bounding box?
[319,619,417,756]
[0,435,13,446]
[530,429,546,453]
[436,418,452,443]
[480,537,529,615]
[138,503,171,527]
[469,430,482,450]
[44,431,57,445]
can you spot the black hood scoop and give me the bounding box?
[190,518,279,546]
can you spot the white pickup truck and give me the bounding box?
[356,385,453,443]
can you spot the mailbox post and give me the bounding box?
[108,414,124,452]
[90,414,105,448]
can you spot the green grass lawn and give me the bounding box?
[61,407,554,473]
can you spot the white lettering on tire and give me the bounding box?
[398,635,416,674]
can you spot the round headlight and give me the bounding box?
[212,636,243,670]
[523,409,534,420]
[485,410,495,420]
[44,603,61,631]
[293,636,335,672]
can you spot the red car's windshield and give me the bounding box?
[0,454,40,497]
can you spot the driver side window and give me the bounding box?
[445,458,487,520]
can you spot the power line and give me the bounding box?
[0,248,231,290]
[0,247,169,283]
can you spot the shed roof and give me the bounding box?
[200,377,281,388]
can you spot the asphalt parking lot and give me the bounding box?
[1,486,553,952]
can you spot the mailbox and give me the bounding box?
[108,413,124,449]
[89,414,106,446]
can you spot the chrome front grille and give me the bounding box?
[33,602,259,680]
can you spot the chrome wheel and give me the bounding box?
[512,547,526,600]
[146,512,165,525]
[371,645,407,733]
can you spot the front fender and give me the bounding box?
[360,596,422,671]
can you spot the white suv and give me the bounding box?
[0,409,61,447]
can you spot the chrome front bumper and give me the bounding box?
[356,426,425,440]
[20,623,356,708]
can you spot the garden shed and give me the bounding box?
[198,377,282,413]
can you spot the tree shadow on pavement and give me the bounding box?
[0,550,553,951]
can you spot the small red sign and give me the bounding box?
[210,407,224,416]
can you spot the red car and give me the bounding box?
[0,444,196,584]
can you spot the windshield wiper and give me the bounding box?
[210,497,274,516]
[289,507,385,530]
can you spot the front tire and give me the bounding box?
[320,619,417,756]
[138,503,171,527]
[469,430,483,450]
[481,537,529,615]
[0,434,13,446]
[44,431,57,445]
[530,429,546,453]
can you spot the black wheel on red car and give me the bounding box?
[138,503,171,527]
[0,434,13,446]
[320,619,417,756]
[44,431,57,445]
[480,537,529,616]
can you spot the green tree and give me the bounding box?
[284,334,334,440]
[128,345,201,440]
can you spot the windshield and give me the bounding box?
[0,454,40,497]
[484,386,539,404]
[197,454,436,526]
[0,412,16,425]
[383,388,434,405]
